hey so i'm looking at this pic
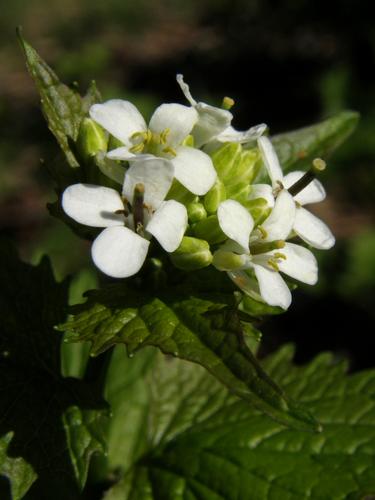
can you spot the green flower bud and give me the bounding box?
[212,250,248,271]
[108,134,125,151]
[192,215,226,244]
[77,118,107,162]
[187,202,207,223]
[182,134,194,147]
[243,198,271,226]
[167,180,196,206]
[211,143,242,180]
[210,144,260,200]
[170,237,213,270]
[203,179,226,214]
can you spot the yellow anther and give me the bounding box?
[274,252,287,260]
[129,142,145,154]
[146,129,153,143]
[162,146,177,157]
[131,131,145,141]
[160,128,171,144]
[267,259,280,272]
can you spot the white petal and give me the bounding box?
[294,207,335,249]
[176,74,197,106]
[90,100,146,146]
[273,242,318,285]
[96,153,125,185]
[92,226,149,278]
[257,136,283,187]
[171,146,217,195]
[192,103,233,147]
[262,189,295,241]
[253,263,292,309]
[123,157,174,209]
[107,147,136,161]
[149,103,198,147]
[216,123,267,144]
[283,170,326,205]
[217,199,254,251]
[62,184,124,227]
[146,200,187,252]
[228,270,262,301]
[248,184,275,207]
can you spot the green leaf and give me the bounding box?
[58,281,319,431]
[271,111,359,173]
[17,29,101,168]
[0,240,107,498]
[104,347,375,500]
[0,433,36,500]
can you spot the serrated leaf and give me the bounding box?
[271,111,359,173]
[104,347,375,500]
[0,240,107,498]
[58,281,319,431]
[18,29,101,168]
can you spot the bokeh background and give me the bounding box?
[1,0,374,370]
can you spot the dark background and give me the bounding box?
[0,0,374,370]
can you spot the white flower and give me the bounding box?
[90,99,217,196]
[213,190,318,309]
[62,157,187,278]
[176,74,267,147]
[258,136,335,249]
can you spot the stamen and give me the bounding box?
[129,142,145,154]
[250,240,285,255]
[162,146,177,157]
[273,252,287,260]
[133,183,145,233]
[222,96,235,110]
[160,128,170,144]
[273,180,284,197]
[267,258,280,272]
[288,158,326,197]
[257,226,268,239]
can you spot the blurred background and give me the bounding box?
[0,0,374,370]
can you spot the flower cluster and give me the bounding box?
[62,76,334,309]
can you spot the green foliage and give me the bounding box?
[58,282,319,431]
[271,111,359,173]
[103,347,375,500]
[17,29,101,168]
[0,241,107,499]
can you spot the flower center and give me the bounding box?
[267,252,287,272]
[250,240,285,255]
[129,128,177,157]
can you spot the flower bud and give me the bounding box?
[211,143,242,180]
[210,144,260,199]
[203,179,226,214]
[108,134,124,151]
[192,215,226,244]
[243,198,271,226]
[170,237,212,270]
[167,180,196,206]
[187,202,207,223]
[212,250,248,271]
[77,118,107,162]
